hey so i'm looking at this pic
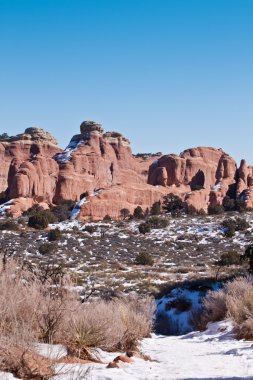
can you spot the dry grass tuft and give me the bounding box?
[0,259,155,376]
[201,276,253,339]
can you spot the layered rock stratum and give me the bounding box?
[0,121,252,218]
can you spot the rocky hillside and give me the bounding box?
[0,120,253,219]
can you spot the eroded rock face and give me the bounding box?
[0,128,60,214]
[1,120,253,218]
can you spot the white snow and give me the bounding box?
[48,320,253,380]
[1,321,253,379]
[70,189,103,220]
[0,200,13,215]
[70,197,89,220]
[0,372,19,380]
[211,181,222,192]
[54,139,84,164]
[34,343,68,360]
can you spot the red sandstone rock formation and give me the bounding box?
[0,120,252,219]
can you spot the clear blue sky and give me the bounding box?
[0,0,252,163]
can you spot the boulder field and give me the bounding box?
[0,121,252,219]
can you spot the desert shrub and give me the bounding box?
[135,251,154,266]
[28,213,49,229]
[120,208,130,220]
[235,217,249,231]
[0,258,155,374]
[163,193,184,215]
[187,205,198,215]
[217,251,241,266]
[133,206,145,219]
[208,204,224,215]
[241,245,253,273]
[28,210,56,229]
[52,199,75,222]
[84,225,97,234]
[147,216,169,229]
[221,219,237,237]
[0,220,19,231]
[138,222,151,234]
[48,228,62,241]
[201,277,253,339]
[38,243,56,255]
[221,217,249,238]
[200,289,227,329]
[222,196,236,211]
[235,199,247,213]
[103,214,112,221]
[150,201,161,216]
[198,208,207,216]
[23,204,44,217]
[70,295,155,352]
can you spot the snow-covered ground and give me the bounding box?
[49,321,253,380]
[0,321,252,380]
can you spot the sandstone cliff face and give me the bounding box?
[148,147,238,211]
[53,121,152,203]
[0,128,60,209]
[1,121,253,219]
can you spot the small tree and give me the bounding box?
[221,219,237,238]
[187,205,198,216]
[150,201,161,216]
[139,222,151,234]
[162,193,184,215]
[147,216,169,229]
[120,208,130,220]
[217,251,241,266]
[208,204,224,215]
[241,245,253,273]
[222,196,236,211]
[28,212,49,229]
[48,228,62,242]
[133,206,144,219]
[38,243,56,255]
[135,252,154,266]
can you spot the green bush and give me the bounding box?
[208,204,224,215]
[138,222,151,234]
[221,219,237,237]
[28,212,49,229]
[235,217,249,231]
[38,243,56,255]
[120,208,130,220]
[0,220,19,231]
[150,201,161,216]
[163,193,184,214]
[187,205,198,215]
[135,252,154,266]
[52,200,75,222]
[147,216,169,229]
[133,206,145,219]
[23,204,44,217]
[222,196,236,211]
[217,251,241,266]
[221,217,249,238]
[48,228,62,241]
[84,225,97,234]
[103,214,112,221]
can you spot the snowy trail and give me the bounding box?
[52,321,253,380]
